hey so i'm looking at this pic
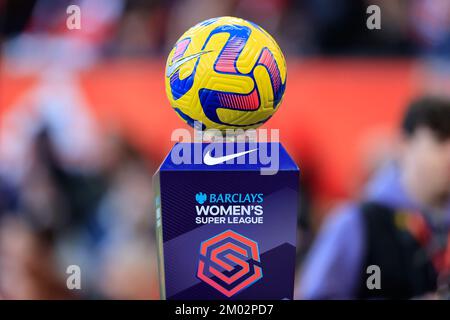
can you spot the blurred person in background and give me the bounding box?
[297,96,450,299]
[0,128,159,299]
[410,0,450,59]
[91,134,159,299]
[1,0,160,299]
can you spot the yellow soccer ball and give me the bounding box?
[165,16,287,131]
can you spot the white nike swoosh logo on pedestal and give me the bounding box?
[203,149,258,166]
[166,51,211,77]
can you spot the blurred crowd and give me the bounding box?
[0,130,159,299]
[2,0,450,58]
[0,0,449,299]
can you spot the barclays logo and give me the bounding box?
[195,192,207,205]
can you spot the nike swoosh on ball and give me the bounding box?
[166,51,210,77]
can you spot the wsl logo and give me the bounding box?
[194,192,264,225]
[197,230,263,297]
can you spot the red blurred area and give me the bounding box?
[1,59,418,206]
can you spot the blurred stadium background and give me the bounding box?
[0,0,449,299]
